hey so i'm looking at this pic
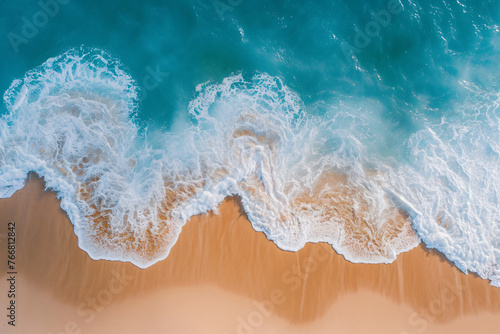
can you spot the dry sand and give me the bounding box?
[1,174,499,333]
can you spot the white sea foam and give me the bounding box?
[387,81,500,286]
[1,48,498,287]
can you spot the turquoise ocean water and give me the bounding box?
[0,0,499,285]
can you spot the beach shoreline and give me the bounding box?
[1,174,500,333]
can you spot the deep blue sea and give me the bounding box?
[0,0,499,286]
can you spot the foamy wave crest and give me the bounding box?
[0,48,182,266]
[2,48,499,288]
[0,48,419,268]
[187,74,419,263]
[388,81,500,286]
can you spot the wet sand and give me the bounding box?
[1,174,500,333]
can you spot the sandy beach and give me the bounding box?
[1,174,500,333]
